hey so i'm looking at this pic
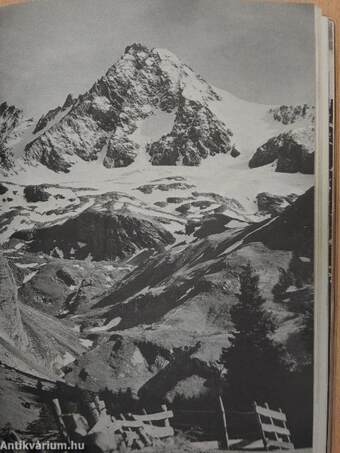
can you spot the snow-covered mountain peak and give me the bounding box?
[17,44,231,173]
[124,43,180,64]
[0,44,315,183]
[107,42,219,107]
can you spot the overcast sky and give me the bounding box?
[0,0,316,117]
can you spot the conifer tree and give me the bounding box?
[220,263,286,409]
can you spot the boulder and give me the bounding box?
[24,185,50,202]
[0,183,8,195]
[230,146,240,158]
[256,192,298,216]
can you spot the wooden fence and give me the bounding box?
[254,401,294,451]
[169,399,294,451]
[52,397,174,450]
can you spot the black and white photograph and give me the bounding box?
[0,0,325,452]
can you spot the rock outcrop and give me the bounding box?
[33,94,75,134]
[0,183,8,195]
[147,99,233,165]
[256,192,298,216]
[65,336,153,393]
[13,202,175,261]
[24,185,51,202]
[0,102,32,171]
[269,104,315,125]
[19,257,131,316]
[247,187,314,258]
[249,129,314,174]
[0,251,84,374]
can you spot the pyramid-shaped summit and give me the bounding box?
[24,43,236,172]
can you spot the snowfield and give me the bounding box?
[0,72,314,245]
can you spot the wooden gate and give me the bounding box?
[254,401,294,450]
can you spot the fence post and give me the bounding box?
[218,395,230,450]
[131,412,153,447]
[161,404,170,427]
[279,407,292,445]
[52,398,70,442]
[142,408,152,425]
[254,401,268,451]
[265,402,280,442]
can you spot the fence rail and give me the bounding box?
[52,397,174,451]
[255,404,287,422]
[254,401,294,451]
[50,392,294,451]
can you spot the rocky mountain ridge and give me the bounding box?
[54,188,313,398]
[13,201,176,261]
[23,43,233,172]
[33,93,75,134]
[0,187,313,392]
[0,44,315,178]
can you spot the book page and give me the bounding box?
[0,1,327,452]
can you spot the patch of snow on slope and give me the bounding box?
[131,349,145,366]
[291,127,315,153]
[88,317,122,332]
[130,110,175,146]
[0,198,95,244]
[209,88,313,156]
[15,262,38,269]
[59,351,76,367]
[80,338,94,348]
[23,271,38,284]
[218,216,278,257]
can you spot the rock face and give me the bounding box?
[13,203,175,261]
[247,187,314,258]
[0,252,28,349]
[24,185,51,202]
[0,102,32,171]
[269,104,315,125]
[147,99,233,165]
[256,192,298,216]
[249,129,314,174]
[33,94,75,134]
[0,251,84,374]
[24,44,236,172]
[0,183,8,195]
[19,257,130,316]
[137,180,194,194]
[65,336,153,393]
